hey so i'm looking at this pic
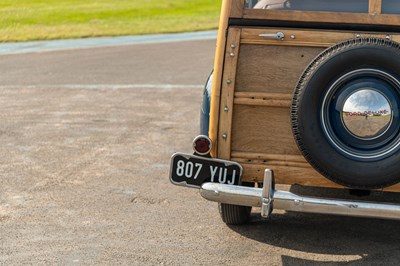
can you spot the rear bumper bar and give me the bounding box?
[200,169,400,220]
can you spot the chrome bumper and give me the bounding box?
[200,169,400,220]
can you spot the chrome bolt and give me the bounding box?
[386,35,391,40]
[224,106,229,112]
[231,44,236,48]
[356,34,361,38]
[226,79,232,84]
[290,35,296,39]
[222,133,228,140]
[230,52,235,57]
[262,198,270,204]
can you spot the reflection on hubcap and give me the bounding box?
[342,89,393,139]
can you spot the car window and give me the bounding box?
[245,0,369,13]
[382,0,400,14]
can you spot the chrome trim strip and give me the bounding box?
[200,182,262,207]
[200,169,400,220]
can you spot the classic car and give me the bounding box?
[170,0,400,225]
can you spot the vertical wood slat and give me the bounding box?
[217,27,242,160]
[230,0,245,18]
[369,0,382,14]
[210,0,233,157]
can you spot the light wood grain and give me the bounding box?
[241,28,400,47]
[235,92,292,100]
[369,0,382,15]
[240,163,333,185]
[243,9,400,26]
[231,105,300,155]
[230,0,245,18]
[209,0,232,157]
[211,1,400,192]
[217,27,242,160]
[240,163,400,192]
[231,151,307,162]
[235,45,324,93]
[234,92,291,107]
[242,28,354,47]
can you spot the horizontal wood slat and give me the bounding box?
[240,163,335,186]
[231,151,306,162]
[234,92,291,107]
[241,28,400,48]
[243,9,400,26]
[239,163,400,192]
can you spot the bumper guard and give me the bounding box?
[200,169,400,220]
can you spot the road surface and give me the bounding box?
[0,37,400,265]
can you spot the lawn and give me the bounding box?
[0,0,222,42]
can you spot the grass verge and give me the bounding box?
[0,0,221,42]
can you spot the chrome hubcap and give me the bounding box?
[342,89,393,139]
[321,68,400,161]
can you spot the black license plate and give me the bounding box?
[170,153,242,188]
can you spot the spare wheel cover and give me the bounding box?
[291,38,400,189]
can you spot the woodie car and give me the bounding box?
[170,0,400,225]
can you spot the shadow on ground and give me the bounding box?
[228,186,400,265]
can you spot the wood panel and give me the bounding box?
[231,105,299,155]
[234,92,291,107]
[241,28,400,48]
[218,3,400,192]
[235,45,324,93]
[237,162,400,193]
[231,151,307,163]
[217,27,242,160]
[230,0,245,18]
[239,163,332,185]
[243,9,400,26]
[369,0,382,14]
[209,0,234,156]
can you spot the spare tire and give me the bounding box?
[291,38,400,189]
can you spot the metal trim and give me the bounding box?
[321,68,400,159]
[261,169,274,218]
[340,88,393,141]
[200,169,400,220]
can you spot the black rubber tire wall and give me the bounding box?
[218,203,251,225]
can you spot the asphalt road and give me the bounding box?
[1,38,400,265]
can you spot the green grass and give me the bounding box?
[0,0,222,42]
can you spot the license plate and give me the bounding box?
[170,153,242,188]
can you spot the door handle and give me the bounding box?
[258,32,285,40]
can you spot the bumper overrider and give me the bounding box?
[170,136,400,220]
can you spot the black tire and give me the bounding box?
[218,182,253,225]
[218,203,252,225]
[292,38,400,189]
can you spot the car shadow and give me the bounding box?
[227,185,400,265]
